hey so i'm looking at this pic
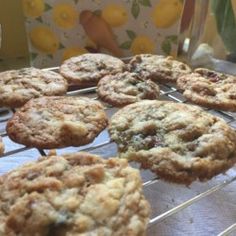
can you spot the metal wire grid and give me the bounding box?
[0,72,236,235]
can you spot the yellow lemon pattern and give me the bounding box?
[24,0,184,67]
[53,3,78,29]
[30,26,59,54]
[22,0,44,18]
[63,47,88,61]
[102,4,128,27]
[152,0,183,28]
[131,36,155,55]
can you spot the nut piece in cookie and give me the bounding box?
[0,136,4,155]
[0,152,150,236]
[97,71,160,107]
[177,68,236,111]
[60,53,126,86]
[109,100,236,185]
[6,96,108,149]
[0,67,68,108]
[128,54,191,83]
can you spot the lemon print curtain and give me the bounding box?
[22,0,185,68]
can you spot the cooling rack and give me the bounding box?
[1,66,236,236]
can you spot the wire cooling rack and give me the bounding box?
[1,66,236,236]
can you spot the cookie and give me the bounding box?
[97,71,160,107]
[60,53,126,86]
[109,100,236,185]
[177,68,236,111]
[7,96,108,149]
[0,136,4,155]
[128,54,192,83]
[0,67,68,108]
[0,152,150,235]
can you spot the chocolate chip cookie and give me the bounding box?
[97,72,160,107]
[0,67,68,108]
[0,152,150,236]
[128,54,192,83]
[60,53,126,86]
[177,68,236,111]
[7,96,108,149]
[109,100,236,185]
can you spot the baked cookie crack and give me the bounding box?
[109,100,236,184]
